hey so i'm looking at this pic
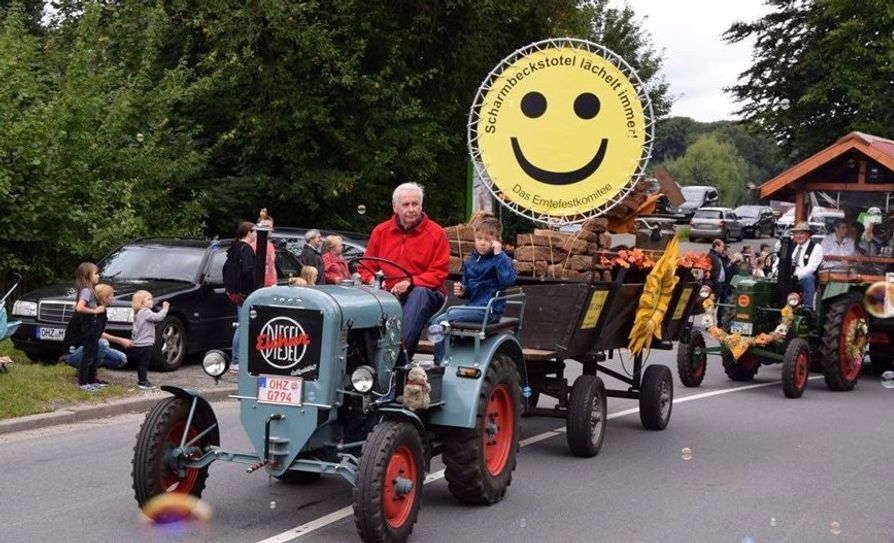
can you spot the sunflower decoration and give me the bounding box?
[628,236,680,355]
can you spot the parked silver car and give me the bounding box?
[688,207,744,243]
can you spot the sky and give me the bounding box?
[613,0,772,122]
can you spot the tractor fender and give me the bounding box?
[425,333,527,429]
[159,385,221,445]
[378,407,426,437]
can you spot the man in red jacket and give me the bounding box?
[362,182,450,359]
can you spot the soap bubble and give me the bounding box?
[136,133,144,143]
[863,282,889,318]
[882,371,894,389]
[769,517,777,527]
[830,521,841,535]
[141,493,211,525]
[741,537,755,543]
[519,518,526,528]
[269,501,277,510]
[357,204,367,215]
[681,447,692,461]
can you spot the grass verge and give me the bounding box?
[0,339,129,419]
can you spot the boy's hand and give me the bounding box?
[453,282,465,297]
[95,306,106,314]
[162,301,170,310]
[491,240,502,254]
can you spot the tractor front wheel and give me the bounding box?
[640,365,673,430]
[820,293,865,391]
[566,374,607,457]
[132,397,217,507]
[443,353,521,505]
[782,338,810,398]
[353,421,424,543]
[722,351,760,381]
[677,330,707,387]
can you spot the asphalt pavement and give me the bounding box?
[1,342,892,543]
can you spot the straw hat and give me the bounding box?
[791,221,811,233]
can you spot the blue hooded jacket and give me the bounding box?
[460,250,517,316]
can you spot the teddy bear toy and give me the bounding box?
[399,366,431,411]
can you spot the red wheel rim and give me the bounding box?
[161,421,200,494]
[383,445,417,529]
[691,337,706,378]
[483,384,513,476]
[794,350,809,389]
[839,305,865,381]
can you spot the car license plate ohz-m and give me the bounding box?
[248,306,324,380]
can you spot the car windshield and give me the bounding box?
[693,210,722,219]
[682,187,706,201]
[100,246,203,282]
[735,206,760,218]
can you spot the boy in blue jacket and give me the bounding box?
[434,216,517,361]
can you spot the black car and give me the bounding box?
[734,205,776,238]
[10,239,301,371]
[271,227,369,268]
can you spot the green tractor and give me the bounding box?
[677,237,870,398]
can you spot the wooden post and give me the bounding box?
[794,190,806,222]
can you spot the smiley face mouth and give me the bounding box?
[511,137,608,186]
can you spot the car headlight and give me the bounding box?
[351,365,376,393]
[12,300,37,317]
[106,307,134,323]
[202,349,230,378]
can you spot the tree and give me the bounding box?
[664,134,749,207]
[725,0,894,160]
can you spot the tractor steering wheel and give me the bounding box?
[346,256,415,292]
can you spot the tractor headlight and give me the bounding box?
[787,293,801,307]
[202,349,230,378]
[12,300,37,317]
[106,307,134,323]
[351,365,376,393]
[699,285,713,299]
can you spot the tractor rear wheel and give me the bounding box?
[353,421,424,543]
[640,365,673,430]
[677,330,707,387]
[443,353,520,505]
[132,396,217,507]
[782,338,810,398]
[722,351,760,381]
[820,293,865,391]
[566,375,607,457]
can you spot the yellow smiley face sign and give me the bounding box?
[470,40,651,221]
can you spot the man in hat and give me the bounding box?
[789,221,824,309]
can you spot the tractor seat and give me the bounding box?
[450,317,521,334]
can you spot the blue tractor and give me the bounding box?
[131,249,527,543]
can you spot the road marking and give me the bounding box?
[257,377,816,543]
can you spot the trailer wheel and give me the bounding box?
[443,353,520,505]
[566,375,607,457]
[820,293,865,391]
[782,338,810,398]
[132,397,215,507]
[640,365,673,430]
[677,330,707,387]
[353,421,424,543]
[721,351,760,381]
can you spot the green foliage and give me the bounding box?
[725,0,894,160]
[663,134,749,207]
[0,0,672,290]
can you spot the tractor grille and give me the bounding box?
[38,301,75,324]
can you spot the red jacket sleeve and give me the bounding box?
[360,226,383,283]
[413,227,449,291]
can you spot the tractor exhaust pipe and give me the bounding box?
[254,223,271,290]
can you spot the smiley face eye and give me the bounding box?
[574,92,600,119]
[520,91,547,118]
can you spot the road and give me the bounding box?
[2,341,893,543]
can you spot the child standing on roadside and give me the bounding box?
[131,290,169,390]
[74,262,105,392]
